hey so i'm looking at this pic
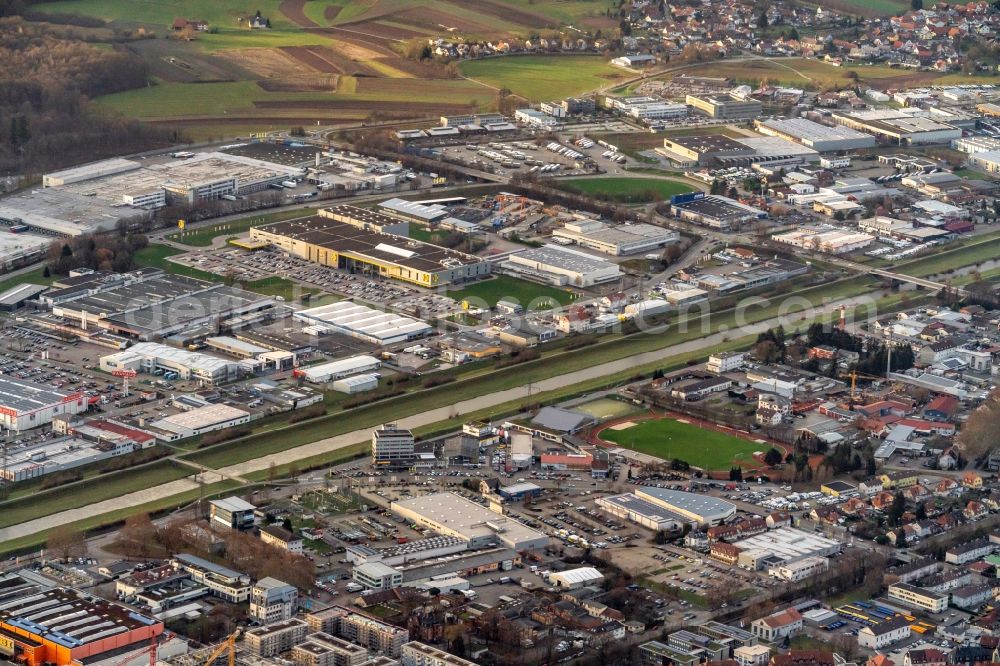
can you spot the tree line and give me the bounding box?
[0,17,174,175]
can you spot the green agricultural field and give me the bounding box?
[797,0,909,16]
[669,58,913,90]
[601,418,767,470]
[556,177,693,203]
[459,56,629,101]
[497,0,618,26]
[447,275,576,309]
[98,81,263,119]
[33,0,294,28]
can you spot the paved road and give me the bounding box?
[0,292,883,545]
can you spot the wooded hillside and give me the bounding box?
[0,16,175,175]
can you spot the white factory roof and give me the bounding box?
[43,157,142,185]
[205,336,270,356]
[294,301,432,343]
[737,136,819,158]
[511,244,615,273]
[733,527,841,559]
[0,233,53,260]
[106,342,235,375]
[355,561,401,577]
[211,496,256,512]
[151,404,250,434]
[500,482,542,495]
[333,373,379,388]
[301,355,381,379]
[549,567,604,585]
[759,118,873,142]
[391,492,548,548]
[913,200,964,216]
[379,197,448,221]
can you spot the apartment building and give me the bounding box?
[250,577,299,624]
[293,631,369,666]
[401,641,478,666]
[887,582,948,613]
[245,619,309,657]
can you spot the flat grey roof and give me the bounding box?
[0,283,48,306]
[174,553,245,580]
[760,118,874,142]
[0,375,77,414]
[637,488,737,518]
[512,244,612,273]
[599,493,688,524]
[530,406,594,432]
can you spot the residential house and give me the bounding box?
[751,608,803,642]
[858,616,911,650]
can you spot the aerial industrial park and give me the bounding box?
[2,0,1000,666]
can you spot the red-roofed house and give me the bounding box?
[924,395,958,421]
[751,608,803,641]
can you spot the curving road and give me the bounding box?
[0,292,884,545]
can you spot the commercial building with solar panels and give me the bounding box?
[0,375,87,431]
[597,488,736,528]
[755,118,877,152]
[0,572,164,666]
[250,215,490,287]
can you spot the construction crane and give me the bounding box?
[202,631,239,666]
[838,370,888,402]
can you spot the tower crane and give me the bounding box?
[201,631,240,666]
[838,370,888,402]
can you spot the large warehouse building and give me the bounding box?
[831,110,961,145]
[686,94,763,120]
[732,527,842,568]
[250,216,490,287]
[49,270,275,341]
[293,301,432,345]
[0,572,164,666]
[298,355,382,383]
[100,342,241,386]
[0,376,88,431]
[755,118,877,152]
[501,244,620,287]
[390,492,550,551]
[670,193,767,231]
[552,220,679,256]
[597,488,736,528]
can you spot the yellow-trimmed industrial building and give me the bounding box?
[249,213,490,287]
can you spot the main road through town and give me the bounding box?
[0,292,885,546]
